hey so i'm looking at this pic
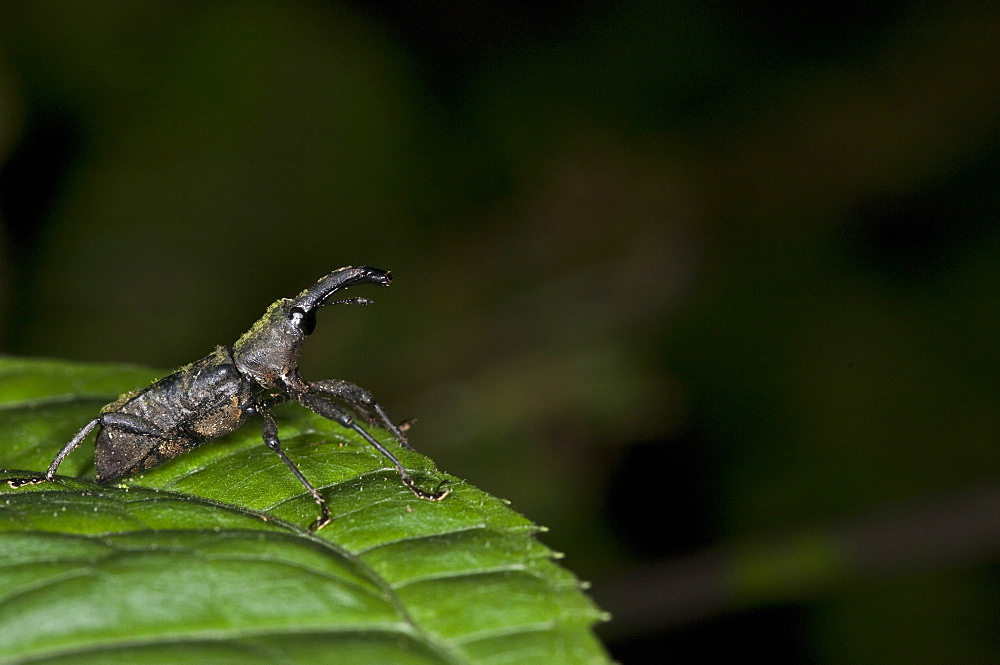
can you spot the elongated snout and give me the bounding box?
[294,266,392,311]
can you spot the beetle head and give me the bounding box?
[233,267,391,389]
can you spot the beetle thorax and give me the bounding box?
[232,299,306,389]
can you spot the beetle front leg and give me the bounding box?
[296,392,449,502]
[309,379,413,449]
[260,409,332,531]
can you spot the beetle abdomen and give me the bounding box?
[93,348,254,481]
[94,429,199,482]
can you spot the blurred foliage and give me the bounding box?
[0,1,998,663]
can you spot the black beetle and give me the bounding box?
[9,266,448,530]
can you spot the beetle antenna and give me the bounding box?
[327,297,374,306]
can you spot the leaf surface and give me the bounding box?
[0,357,609,664]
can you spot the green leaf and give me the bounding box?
[0,357,610,664]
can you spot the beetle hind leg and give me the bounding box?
[46,417,103,480]
[4,417,102,488]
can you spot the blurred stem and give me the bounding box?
[595,482,1000,636]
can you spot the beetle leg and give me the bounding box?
[296,392,449,502]
[5,417,103,487]
[254,393,288,412]
[98,411,168,437]
[9,412,169,487]
[260,409,331,531]
[308,379,413,450]
[43,417,103,480]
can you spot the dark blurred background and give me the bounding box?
[1,1,998,662]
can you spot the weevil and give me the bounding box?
[8,266,448,530]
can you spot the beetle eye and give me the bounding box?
[289,306,316,335]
